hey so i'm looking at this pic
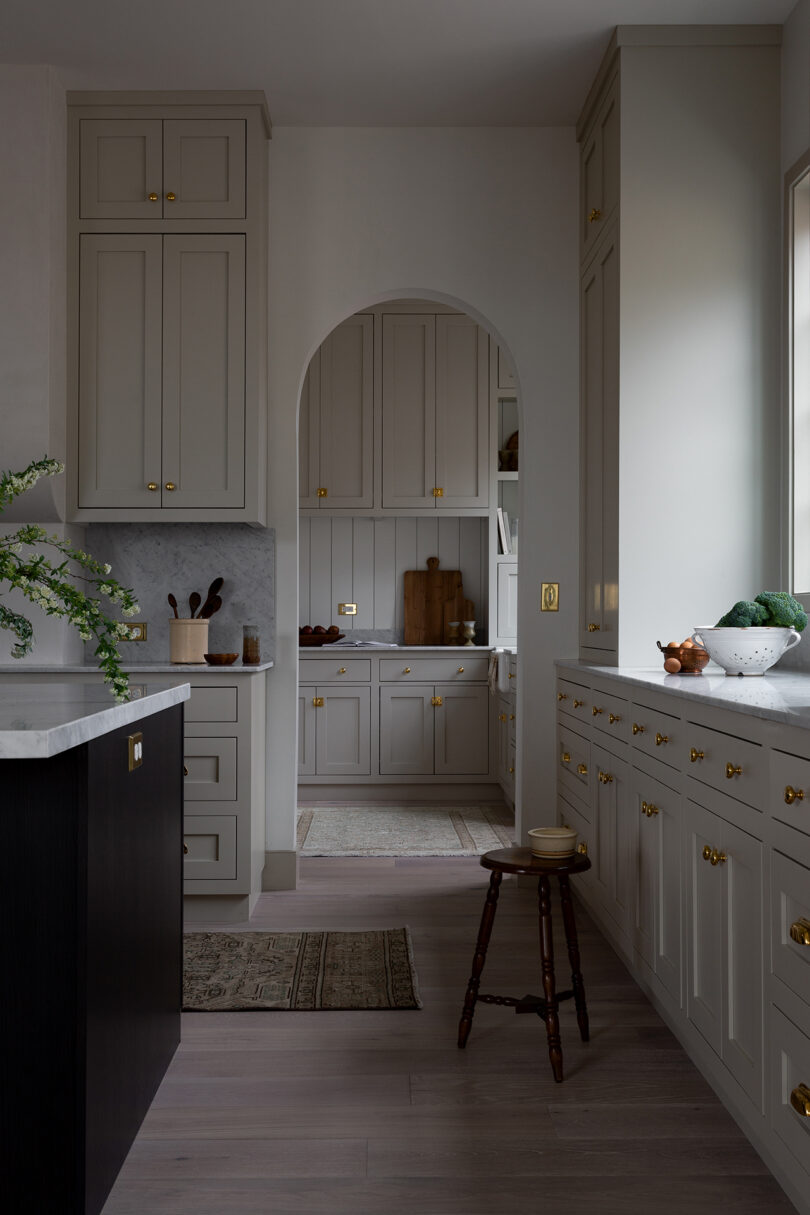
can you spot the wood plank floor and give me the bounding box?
[102,857,794,1214]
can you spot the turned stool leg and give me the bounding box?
[558,873,590,1043]
[458,869,503,1047]
[538,873,563,1082]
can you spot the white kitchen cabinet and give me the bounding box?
[298,686,371,777]
[579,73,619,262]
[78,233,246,511]
[379,683,489,777]
[79,118,246,220]
[632,764,682,1006]
[591,740,633,945]
[381,313,488,509]
[496,562,518,642]
[299,314,374,509]
[494,693,516,804]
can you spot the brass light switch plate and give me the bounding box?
[128,732,143,771]
[541,582,560,612]
[338,603,357,615]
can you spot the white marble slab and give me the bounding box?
[0,681,190,759]
[556,660,810,728]
[0,662,273,675]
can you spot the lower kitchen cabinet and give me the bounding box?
[298,685,371,776]
[632,764,682,1006]
[379,684,489,776]
[591,741,633,945]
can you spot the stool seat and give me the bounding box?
[458,845,591,1083]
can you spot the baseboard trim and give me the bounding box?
[298,783,505,804]
[261,849,299,890]
[183,892,258,923]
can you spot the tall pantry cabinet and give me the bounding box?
[577,28,780,663]
[67,94,271,523]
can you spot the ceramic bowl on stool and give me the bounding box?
[528,826,577,858]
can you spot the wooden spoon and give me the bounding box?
[197,576,224,619]
[189,591,201,618]
[199,594,222,620]
[168,593,179,619]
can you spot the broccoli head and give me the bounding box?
[715,600,769,628]
[754,591,808,632]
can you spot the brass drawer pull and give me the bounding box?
[573,698,584,708]
[148,192,159,202]
[576,841,588,856]
[642,802,659,817]
[183,764,189,777]
[609,713,621,724]
[785,785,805,805]
[790,1084,810,1116]
[509,713,516,721]
[183,842,189,855]
[592,706,603,716]
[598,770,613,784]
[576,763,588,776]
[499,713,508,722]
[338,667,346,674]
[147,481,159,491]
[702,845,712,862]
[632,723,644,735]
[431,696,443,707]
[457,666,464,673]
[403,667,411,674]
[690,748,704,763]
[710,849,727,867]
[557,691,568,701]
[166,191,176,201]
[587,622,601,632]
[312,697,325,707]
[508,766,515,774]
[655,732,669,746]
[588,208,602,223]
[432,487,444,497]
[164,481,176,491]
[561,752,571,764]
[317,487,328,498]
[725,762,742,779]
[789,918,810,946]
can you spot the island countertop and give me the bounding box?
[0,680,191,759]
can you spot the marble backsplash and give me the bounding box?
[84,523,274,665]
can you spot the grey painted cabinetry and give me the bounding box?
[67,93,270,523]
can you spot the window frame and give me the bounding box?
[784,146,810,610]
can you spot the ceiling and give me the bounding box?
[0,0,796,126]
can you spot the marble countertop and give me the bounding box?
[0,681,190,759]
[556,660,810,728]
[300,644,500,653]
[0,661,273,675]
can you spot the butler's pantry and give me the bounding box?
[296,299,521,856]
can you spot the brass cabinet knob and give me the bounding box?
[557,691,568,701]
[642,800,648,815]
[587,622,601,632]
[457,666,464,673]
[725,762,742,779]
[655,732,669,746]
[338,667,346,674]
[598,770,613,784]
[609,713,621,724]
[588,208,602,223]
[164,481,176,491]
[646,803,659,817]
[576,763,588,776]
[183,842,189,855]
[432,487,444,497]
[317,487,328,497]
[183,764,189,776]
[785,785,805,805]
[790,1083,810,1116]
[789,918,810,946]
[702,845,713,861]
[148,192,159,202]
[508,672,515,680]
[632,723,644,735]
[431,696,443,707]
[166,191,176,201]
[403,667,411,674]
[509,713,515,721]
[573,698,584,708]
[312,697,324,707]
[690,747,704,763]
[710,849,727,866]
[592,706,603,716]
[499,713,507,722]
[576,841,588,856]
[147,481,159,491]
[561,752,571,764]
[508,766,515,774]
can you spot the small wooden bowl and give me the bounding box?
[657,641,709,675]
[204,652,238,666]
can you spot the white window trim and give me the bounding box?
[784,147,810,611]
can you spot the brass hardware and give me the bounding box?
[609,713,621,724]
[147,482,159,491]
[183,842,189,855]
[508,766,515,774]
[183,764,189,776]
[541,582,559,612]
[312,697,325,707]
[588,208,602,223]
[148,192,159,202]
[403,667,411,674]
[785,785,805,805]
[164,481,176,491]
[592,706,603,716]
[702,845,713,861]
[646,803,659,817]
[557,692,568,701]
[598,770,613,784]
[576,763,588,776]
[338,602,357,615]
[457,666,464,673]
[338,667,346,674]
[655,732,669,746]
[587,622,601,632]
[632,723,644,735]
[790,1084,810,1116]
[576,841,588,856]
[509,714,516,721]
[127,732,143,772]
[690,747,705,763]
[431,696,443,707]
[561,752,571,764]
[573,698,584,708]
[166,191,176,201]
[317,487,328,498]
[508,672,515,680]
[710,849,727,866]
[642,801,648,815]
[433,487,444,497]
[725,762,742,779]
[499,713,508,722]
[789,918,810,946]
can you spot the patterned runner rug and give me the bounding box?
[183,928,421,1011]
[296,803,514,856]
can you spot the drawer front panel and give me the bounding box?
[686,722,766,811]
[772,748,810,837]
[183,736,237,801]
[630,702,682,770]
[590,688,630,745]
[300,658,372,683]
[770,1005,810,1170]
[183,814,237,880]
[185,685,238,723]
[379,657,488,682]
[558,722,592,814]
[772,850,810,1007]
[556,676,590,716]
[557,795,594,893]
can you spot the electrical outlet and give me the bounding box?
[125,622,148,642]
[541,583,559,612]
[128,732,143,771]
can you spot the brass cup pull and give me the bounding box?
[557,692,568,701]
[702,845,712,862]
[148,192,159,202]
[690,748,704,763]
[147,481,159,491]
[655,732,669,746]
[164,481,176,491]
[710,849,727,866]
[166,191,176,201]
[789,918,810,946]
[561,752,571,764]
[312,697,324,707]
[587,622,601,632]
[598,771,613,784]
[785,785,805,805]
[576,841,588,856]
[588,208,602,223]
[609,713,621,724]
[725,762,742,779]
[790,1083,810,1117]
[632,723,644,735]
[592,706,603,716]
[431,696,443,707]
[576,763,588,776]
[183,764,189,776]
[338,667,346,674]
[573,698,584,708]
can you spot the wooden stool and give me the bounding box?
[458,846,591,1083]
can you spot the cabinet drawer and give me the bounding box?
[183,814,237,880]
[772,851,810,1007]
[558,723,591,813]
[379,657,488,682]
[300,658,371,683]
[772,748,810,837]
[589,688,630,745]
[186,685,238,723]
[770,1005,810,1171]
[183,736,237,801]
[630,702,682,771]
[557,679,591,724]
[557,796,594,892]
[685,722,766,811]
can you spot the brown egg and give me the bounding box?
[681,638,694,648]
[663,657,681,673]
[666,640,679,650]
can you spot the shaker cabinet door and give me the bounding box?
[316,688,371,777]
[379,686,435,775]
[162,120,246,220]
[79,120,163,219]
[434,315,489,508]
[382,314,436,508]
[318,315,374,508]
[434,684,489,775]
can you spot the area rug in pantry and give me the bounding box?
[296,803,514,856]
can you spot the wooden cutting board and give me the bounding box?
[404,558,463,645]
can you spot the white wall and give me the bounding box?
[782,0,810,174]
[267,127,580,855]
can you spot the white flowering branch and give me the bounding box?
[0,456,140,701]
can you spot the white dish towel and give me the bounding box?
[488,649,511,694]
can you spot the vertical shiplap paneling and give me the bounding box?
[331,516,354,630]
[352,516,375,629]
[437,515,461,575]
[373,518,397,630]
[478,518,490,634]
[298,516,311,625]
[309,515,332,628]
[459,517,484,618]
[394,518,418,631]
[415,516,439,572]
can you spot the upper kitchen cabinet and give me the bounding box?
[67,93,270,523]
[79,119,246,221]
[381,313,489,511]
[299,314,374,510]
[579,73,618,263]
